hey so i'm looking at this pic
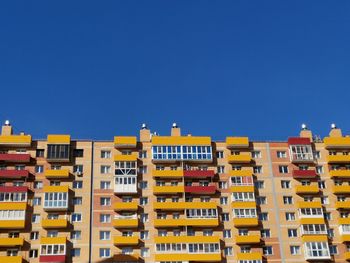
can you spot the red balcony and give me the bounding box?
[184,170,215,178]
[0,154,30,163]
[288,137,311,146]
[0,186,28,193]
[185,184,216,194]
[0,170,29,179]
[39,255,66,263]
[292,169,317,178]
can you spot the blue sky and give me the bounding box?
[0,1,349,141]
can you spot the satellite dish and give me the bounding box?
[141,123,147,129]
[331,123,337,129]
[4,120,10,126]
[172,122,178,128]
[301,123,307,130]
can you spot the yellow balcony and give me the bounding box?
[44,169,70,178]
[235,234,261,244]
[231,185,255,192]
[154,201,217,210]
[155,253,221,262]
[297,201,322,209]
[228,154,251,163]
[0,203,27,210]
[300,218,325,224]
[152,169,184,178]
[152,136,211,146]
[339,218,350,225]
[302,235,328,242]
[114,202,138,211]
[113,218,138,228]
[0,220,25,229]
[153,185,184,194]
[114,154,137,162]
[233,218,259,227]
[154,235,220,243]
[328,155,350,163]
[47,134,70,144]
[154,218,219,227]
[0,135,31,146]
[0,237,24,246]
[336,201,350,209]
[333,185,350,194]
[113,236,138,245]
[113,254,139,261]
[114,136,137,148]
[345,251,350,260]
[229,170,253,176]
[342,235,350,242]
[42,218,68,228]
[43,185,69,193]
[295,185,319,194]
[40,236,66,244]
[226,137,249,148]
[330,170,350,178]
[324,137,350,148]
[0,256,22,263]
[236,252,262,261]
[232,201,256,208]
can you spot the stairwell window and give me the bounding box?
[279,165,289,174]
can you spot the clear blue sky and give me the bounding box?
[1,1,349,141]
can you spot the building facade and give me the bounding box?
[0,121,349,263]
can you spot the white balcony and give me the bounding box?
[114,176,137,193]
[304,243,330,261]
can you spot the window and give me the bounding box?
[139,165,147,174]
[47,230,58,237]
[100,231,111,240]
[233,209,257,218]
[277,151,286,158]
[259,212,268,221]
[232,192,255,202]
[314,151,321,159]
[263,246,273,255]
[285,212,295,221]
[141,247,150,257]
[329,245,337,255]
[283,196,293,205]
[140,231,149,240]
[30,232,39,240]
[186,209,217,219]
[99,248,110,258]
[216,151,224,159]
[36,149,44,157]
[100,214,111,223]
[34,181,43,189]
[304,242,330,258]
[140,181,148,189]
[71,231,81,240]
[261,229,270,238]
[35,165,44,173]
[318,180,326,189]
[257,196,267,205]
[71,248,81,257]
[224,247,233,256]
[47,144,70,160]
[32,214,40,223]
[220,197,228,205]
[73,149,84,157]
[100,197,111,206]
[44,192,68,209]
[316,166,324,174]
[290,245,300,255]
[29,249,38,258]
[141,213,149,223]
[281,180,290,189]
[255,180,264,189]
[40,244,65,256]
[223,229,231,238]
[100,165,111,174]
[153,145,212,161]
[218,181,227,189]
[72,213,82,222]
[328,229,334,238]
[73,165,83,173]
[221,213,229,222]
[217,166,225,174]
[100,181,110,189]
[73,181,83,189]
[252,151,261,158]
[253,166,262,174]
[139,150,147,159]
[101,150,111,159]
[288,229,298,237]
[302,224,327,235]
[321,196,329,205]
[33,197,41,206]
[140,197,148,205]
[279,165,289,173]
[73,197,82,205]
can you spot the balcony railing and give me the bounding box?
[0,153,30,162]
[0,170,29,179]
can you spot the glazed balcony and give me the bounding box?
[233,217,259,227]
[153,185,184,194]
[230,185,255,192]
[154,201,217,211]
[155,253,221,262]
[114,202,138,211]
[39,237,66,263]
[229,170,253,177]
[300,217,325,225]
[113,215,138,228]
[235,234,261,244]
[292,169,317,178]
[0,186,28,193]
[288,137,311,145]
[42,218,68,229]
[226,137,249,148]
[183,170,215,178]
[0,134,31,146]
[232,201,257,209]
[330,170,350,178]
[227,154,251,163]
[154,235,219,244]
[0,169,29,179]
[152,169,183,178]
[297,201,322,209]
[114,136,137,148]
[0,153,30,163]
[236,252,262,262]
[154,218,219,227]
[113,236,139,245]
[112,254,140,262]
[0,256,23,263]
[295,184,319,194]
[0,237,24,246]
[39,255,66,263]
[328,155,350,163]
[324,137,350,149]
[333,185,350,194]
[44,169,70,179]
[185,184,216,194]
[114,154,138,162]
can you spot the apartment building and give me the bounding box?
[0,120,350,263]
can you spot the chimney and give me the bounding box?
[140,123,151,142]
[171,123,181,137]
[299,123,313,140]
[329,123,342,137]
[1,120,13,136]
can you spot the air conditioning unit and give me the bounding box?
[76,171,83,177]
